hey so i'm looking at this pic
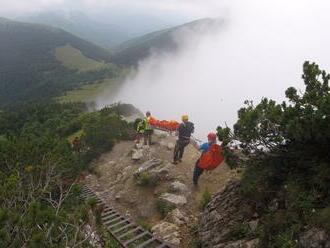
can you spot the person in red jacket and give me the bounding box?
[192,133,217,186]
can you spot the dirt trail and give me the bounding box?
[84,131,240,246]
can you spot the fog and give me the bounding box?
[96,0,330,139]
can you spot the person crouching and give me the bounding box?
[193,132,218,186]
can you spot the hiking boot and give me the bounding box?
[178,159,182,163]
[172,160,178,165]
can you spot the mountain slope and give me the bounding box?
[0,17,117,107]
[112,18,222,66]
[20,11,130,48]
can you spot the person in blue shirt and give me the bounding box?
[192,132,217,186]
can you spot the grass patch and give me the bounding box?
[229,222,252,239]
[200,188,212,210]
[103,231,122,248]
[273,230,298,248]
[136,219,152,231]
[86,197,98,208]
[55,44,105,71]
[58,77,122,103]
[156,199,175,217]
[136,172,158,187]
[314,207,330,232]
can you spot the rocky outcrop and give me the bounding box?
[299,228,330,248]
[159,193,187,207]
[169,181,190,195]
[134,159,173,184]
[165,208,188,226]
[131,149,143,160]
[151,221,181,246]
[199,180,259,247]
[134,158,163,175]
[214,238,259,248]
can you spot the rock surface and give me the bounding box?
[167,142,175,150]
[198,180,256,247]
[151,221,181,246]
[134,158,163,176]
[216,238,259,248]
[159,193,187,207]
[165,208,188,226]
[132,149,143,160]
[169,181,190,195]
[299,228,330,248]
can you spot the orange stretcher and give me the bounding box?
[149,117,180,131]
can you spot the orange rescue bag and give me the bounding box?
[198,144,225,170]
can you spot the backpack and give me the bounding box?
[198,144,225,170]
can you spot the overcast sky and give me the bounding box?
[2,0,329,23]
[95,0,330,138]
[0,0,215,18]
[2,0,330,138]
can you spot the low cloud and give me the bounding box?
[97,0,330,139]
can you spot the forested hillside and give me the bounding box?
[21,11,130,48]
[0,17,119,107]
[0,101,135,246]
[112,18,221,66]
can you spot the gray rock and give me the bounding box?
[152,163,173,180]
[165,208,188,226]
[84,224,103,248]
[299,228,330,248]
[132,149,143,160]
[169,181,190,195]
[159,140,167,147]
[136,143,143,149]
[167,142,175,150]
[122,166,132,179]
[159,193,187,207]
[198,181,248,247]
[115,192,123,201]
[217,238,259,248]
[151,221,180,246]
[134,159,163,176]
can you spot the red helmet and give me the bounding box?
[207,132,217,142]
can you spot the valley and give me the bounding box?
[0,4,330,248]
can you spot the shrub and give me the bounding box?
[156,199,175,217]
[136,172,158,187]
[200,188,212,210]
[87,197,98,208]
[216,62,330,245]
[314,207,330,232]
[137,219,152,231]
[229,222,252,239]
[272,230,298,248]
[104,231,122,248]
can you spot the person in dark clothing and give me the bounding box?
[193,133,217,185]
[172,115,194,164]
[72,136,81,153]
